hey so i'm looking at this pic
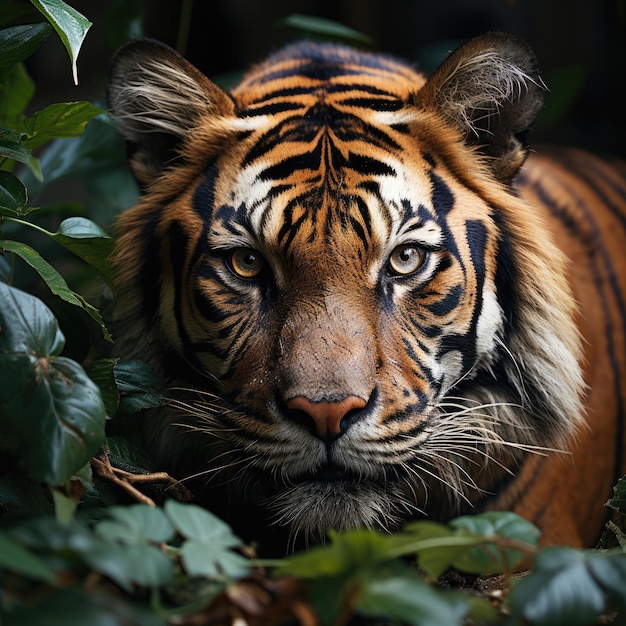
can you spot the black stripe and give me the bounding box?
[241,101,307,117]
[337,97,403,111]
[347,152,395,176]
[426,285,463,317]
[192,164,219,221]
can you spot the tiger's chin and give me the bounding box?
[266,478,419,548]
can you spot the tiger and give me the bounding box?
[107,32,626,555]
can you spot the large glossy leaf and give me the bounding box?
[0,22,52,68]
[48,216,114,283]
[0,238,111,339]
[20,101,103,150]
[508,547,626,626]
[113,359,164,418]
[0,282,105,484]
[85,357,118,417]
[0,63,35,123]
[30,0,92,85]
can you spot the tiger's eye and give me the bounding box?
[228,248,264,279]
[388,245,426,276]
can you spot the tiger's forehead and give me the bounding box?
[193,44,457,267]
[203,147,444,260]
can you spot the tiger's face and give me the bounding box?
[108,34,584,550]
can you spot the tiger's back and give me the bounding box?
[108,34,626,553]
[512,150,626,545]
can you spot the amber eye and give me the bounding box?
[227,248,264,279]
[388,245,426,276]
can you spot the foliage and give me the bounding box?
[1,5,625,625]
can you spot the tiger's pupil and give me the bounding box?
[229,248,263,278]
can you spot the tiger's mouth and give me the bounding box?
[295,463,361,483]
[293,462,399,484]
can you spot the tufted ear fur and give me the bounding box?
[107,39,234,186]
[414,32,545,183]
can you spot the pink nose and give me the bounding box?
[286,396,367,437]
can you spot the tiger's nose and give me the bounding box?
[285,395,368,438]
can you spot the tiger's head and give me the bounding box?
[108,33,585,551]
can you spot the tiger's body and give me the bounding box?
[108,34,626,554]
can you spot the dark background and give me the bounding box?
[28,0,626,158]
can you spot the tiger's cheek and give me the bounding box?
[376,249,484,412]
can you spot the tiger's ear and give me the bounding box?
[107,39,235,185]
[414,32,544,182]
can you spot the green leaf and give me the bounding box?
[105,435,156,474]
[113,359,164,418]
[85,358,118,417]
[0,125,41,178]
[181,540,250,579]
[278,14,372,45]
[20,101,103,150]
[449,511,540,574]
[0,530,57,583]
[508,547,625,626]
[0,170,36,217]
[7,515,172,592]
[0,282,106,484]
[0,63,36,122]
[97,542,174,589]
[48,216,114,283]
[165,501,249,580]
[0,22,52,68]
[277,528,390,579]
[395,521,468,580]
[96,504,175,545]
[165,500,241,546]
[30,0,92,85]
[0,279,64,355]
[0,239,112,340]
[357,564,468,626]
